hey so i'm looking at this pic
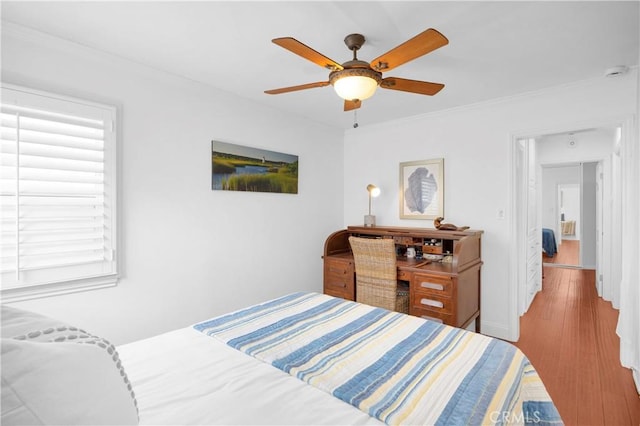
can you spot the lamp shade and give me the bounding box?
[330,67,382,101]
[333,76,378,100]
[367,184,380,197]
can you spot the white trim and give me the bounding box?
[2,82,118,111]
[508,136,522,341]
[480,320,511,341]
[1,274,118,303]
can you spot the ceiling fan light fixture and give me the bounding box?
[330,68,382,101]
[266,28,448,113]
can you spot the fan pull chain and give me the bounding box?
[353,110,359,128]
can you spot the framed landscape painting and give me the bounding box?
[211,140,298,194]
[399,158,444,220]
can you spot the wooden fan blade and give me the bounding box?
[272,37,344,71]
[370,29,448,72]
[265,81,330,95]
[380,77,444,95]
[344,99,361,111]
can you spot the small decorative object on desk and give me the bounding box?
[433,217,469,231]
[424,254,444,261]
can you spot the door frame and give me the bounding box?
[508,116,630,341]
[596,161,604,296]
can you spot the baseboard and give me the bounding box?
[543,263,592,270]
[480,320,514,342]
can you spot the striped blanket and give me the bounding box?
[194,292,561,425]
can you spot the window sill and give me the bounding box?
[1,274,119,303]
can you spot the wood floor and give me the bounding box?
[544,239,580,265]
[513,267,640,425]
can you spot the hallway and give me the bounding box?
[514,267,640,425]
[544,239,580,266]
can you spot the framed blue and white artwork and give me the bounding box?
[399,158,444,220]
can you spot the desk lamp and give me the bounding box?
[364,184,380,227]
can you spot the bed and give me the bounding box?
[542,228,557,257]
[2,292,562,425]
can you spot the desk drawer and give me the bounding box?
[324,282,353,300]
[411,307,453,325]
[394,236,413,245]
[397,270,412,281]
[423,245,443,254]
[324,258,354,300]
[411,293,453,314]
[411,274,453,298]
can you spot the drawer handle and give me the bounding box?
[420,282,444,291]
[420,298,444,308]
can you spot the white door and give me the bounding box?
[517,138,541,314]
[596,161,603,295]
[525,140,541,308]
[516,139,527,315]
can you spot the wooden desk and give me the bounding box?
[323,226,483,332]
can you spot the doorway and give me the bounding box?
[510,122,624,340]
[541,166,582,267]
[557,183,580,265]
[539,162,599,269]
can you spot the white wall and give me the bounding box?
[1,25,345,345]
[537,128,616,164]
[343,70,637,340]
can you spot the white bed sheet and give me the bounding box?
[118,326,383,425]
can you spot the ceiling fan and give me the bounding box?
[265,28,448,112]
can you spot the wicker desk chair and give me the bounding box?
[348,236,409,314]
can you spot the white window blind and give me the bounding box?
[1,85,118,301]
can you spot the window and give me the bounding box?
[1,84,118,302]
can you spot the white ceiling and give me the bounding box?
[2,1,638,130]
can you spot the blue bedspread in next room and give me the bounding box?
[542,228,557,256]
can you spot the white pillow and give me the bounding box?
[1,306,139,425]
